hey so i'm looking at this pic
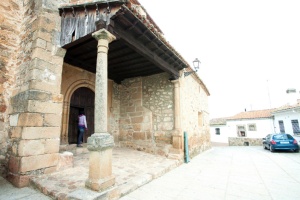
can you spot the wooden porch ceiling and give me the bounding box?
[62,5,188,84]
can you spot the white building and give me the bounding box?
[273,103,300,135]
[210,109,274,145]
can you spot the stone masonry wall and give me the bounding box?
[119,73,174,156]
[228,137,263,146]
[181,75,211,158]
[143,73,174,144]
[6,0,68,187]
[0,0,22,176]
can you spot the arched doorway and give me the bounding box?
[68,87,95,144]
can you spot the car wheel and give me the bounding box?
[270,145,274,152]
[294,149,299,153]
[264,145,267,150]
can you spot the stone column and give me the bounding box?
[85,29,116,192]
[171,79,183,152]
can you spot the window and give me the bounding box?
[248,124,256,131]
[198,112,203,128]
[291,120,300,134]
[237,125,246,137]
[215,128,220,135]
[278,120,285,133]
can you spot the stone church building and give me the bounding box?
[0,0,210,189]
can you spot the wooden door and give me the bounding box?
[68,87,95,144]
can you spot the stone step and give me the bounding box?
[60,144,89,155]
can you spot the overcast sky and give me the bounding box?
[138,0,300,118]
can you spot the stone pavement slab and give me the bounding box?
[29,147,181,199]
[120,146,300,200]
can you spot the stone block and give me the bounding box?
[126,106,135,112]
[141,123,151,131]
[44,166,57,174]
[85,175,115,192]
[131,116,143,124]
[32,47,51,62]
[38,16,56,32]
[7,173,30,188]
[44,113,61,126]
[28,90,51,101]
[29,81,60,94]
[18,139,45,156]
[128,112,143,117]
[22,127,60,139]
[32,38,47,49]
[52,94,63,103]
[9,127,22,138]
[31,58,61,74]
[17,113,43,127]
[32,29,52,42]
[133,132,146,140]
[8,156,20,174]
[20,153,59,172]
[9,114,19,126]
[131,92,142,100]
[56,151,73,171]
[45,139,60,154]
[51,55,65,67]
[132,124,141,132]
[27,100,62,114]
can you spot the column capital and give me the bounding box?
[87,133,114,151]
[171,79,181,87]
[92,29,116,43]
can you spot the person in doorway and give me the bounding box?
[77,110,87,147]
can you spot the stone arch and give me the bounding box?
[61,80,95,144]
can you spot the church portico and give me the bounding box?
[1,0,211,191]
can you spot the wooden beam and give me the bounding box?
[113,23,179,79]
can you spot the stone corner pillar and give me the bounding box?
[171,79,184,151]
[85,29,116,192]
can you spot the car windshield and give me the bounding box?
[273,134,288,140]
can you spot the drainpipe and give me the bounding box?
[184,131,190,163]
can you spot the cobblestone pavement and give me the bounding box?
[120,146,300,200]
[29,147,181,199]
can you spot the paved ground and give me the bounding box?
[0,147,181,200]
[2,146,300,200]
[120,146,300,200]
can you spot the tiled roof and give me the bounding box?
[227,109,275,120]
[272,102,300,113]
[210,118,227,125]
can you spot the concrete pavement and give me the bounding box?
[0,176,52,200]
[120,146,300,200]
[2,146,300,200]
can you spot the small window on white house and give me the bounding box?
[248,124,256,131]
[215,128,220,135]
[237,125,246,137]
[291,120,300,134]
[279,120,285,133]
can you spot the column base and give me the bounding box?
[85,175,115,192]
[172,129,183,150]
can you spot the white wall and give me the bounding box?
[274,111,300,134]
[226,118,274,139]
[210,125,229,143]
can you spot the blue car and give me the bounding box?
[263,133,299,153]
